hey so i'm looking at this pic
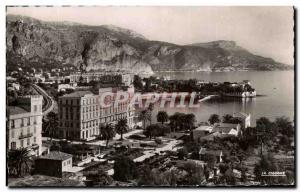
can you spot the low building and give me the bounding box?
[7,95,43,156]
[35,151,73,177]
[233,112,251,129]
[212,123,241,136]
[193,125,213,142]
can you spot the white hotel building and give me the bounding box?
[7,95,43,156]
[57,86,135,141]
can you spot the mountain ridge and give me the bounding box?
[6,14,293,74]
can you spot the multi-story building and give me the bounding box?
[7,95,43,156]
[69,72,133,86]
[57,86,135,141]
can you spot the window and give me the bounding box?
[34,105,37,112]
[34,137,36,143]
[11,120,15,128]
[34,126,36,133]
[27,117,30,126]
[21,119,24,127]
[27,138,30,146]
[20,140,24,148]
[33,117,37,125]
[11,130,14,138]
[11,142,16,150]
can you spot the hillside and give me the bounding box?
[6,15,293,74]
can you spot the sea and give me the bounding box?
[150,71,295,126]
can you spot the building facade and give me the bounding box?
[7,95,43,156]
[69,72,133,86]
[35,151,73,177]
[57,86,135,141]
[233,112,251,129]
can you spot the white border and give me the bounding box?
[0,1,298,191]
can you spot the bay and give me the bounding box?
[150,71,295,126]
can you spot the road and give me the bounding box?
[31,84,55,116]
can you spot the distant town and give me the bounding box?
[6,65,294,187]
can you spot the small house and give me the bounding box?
[35,151,73,177]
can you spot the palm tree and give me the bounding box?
[157,111,169,125]
[184,113,196,133]
[208,114,220,125]
[148,103,154,125]
[8,148,32,177]
[145,124,160,139]
[139,110,151,130]
[169,112,183,132]
[99,123,115,147]
[44,112,58,141]
[115,118,129,140]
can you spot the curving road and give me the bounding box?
[31,84,55,116]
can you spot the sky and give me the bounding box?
[7,6,294,65]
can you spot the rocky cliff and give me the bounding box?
[6,15,292,73]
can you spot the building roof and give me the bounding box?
[212,123,239,134]
[62,91,93,98]
[216,123,239,128]
[233,112,250,118]
[194,125,213,132]
[38,151,73,161]
[199,147,223,156]
[200,132,223,141]
[7,106,30,115]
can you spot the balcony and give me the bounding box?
[19,133,33,139]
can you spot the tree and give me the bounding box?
[223,114,233,123]
[177,147,188,160]
[275,116,294,137]
[184,113,196,133]
[133,75,143,90]
[139,110,150,130]
[145,124,160,139]
[8,148,32,177]
[44,111,58,141]
[182,161,205,185]
[157,111,169,125]
[169,112,184,132]
[254,154,278,185]
[99,123,115,147]
[207,154,217,169]
[113,156,137,182]
[115,118,128,140]
[84,169,113,186]
[208,114,220,125]
[256,117,274,155]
